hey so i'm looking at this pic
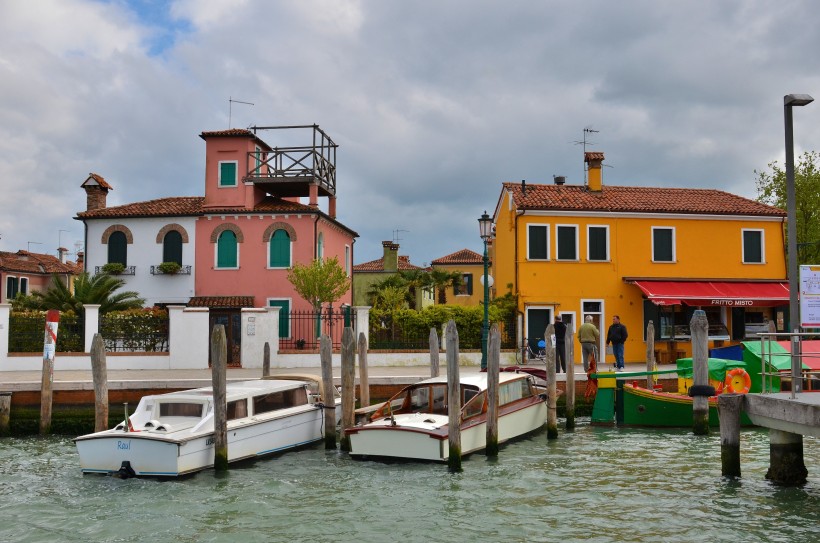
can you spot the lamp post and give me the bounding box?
[478,211,493,370]
[784,93,813,394]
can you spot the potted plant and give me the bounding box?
[101,262,125,275]
[295,338,306,350]
[157,261,182,275]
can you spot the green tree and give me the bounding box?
[398,269,432,310]
[429,268,463,304]
[756,150,820,265]
[286,256,351,311]
[20,273,145,315]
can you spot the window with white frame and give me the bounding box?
[19,277,28,296]
[742,229,764,264]
[652,227,675,263]
[587,225,609,261]
[527,224,549,260]
[218,160,238,187]
[556,225,578,261]
[5,276,18,300]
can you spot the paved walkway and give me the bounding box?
[0,362,679,392]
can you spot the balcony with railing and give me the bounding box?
[244,124,337,198]
[150,265,192,275]
[94,265,136,275]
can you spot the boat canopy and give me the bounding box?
[675,357,746,382]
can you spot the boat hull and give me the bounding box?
[348,400,546,461]
[620,384,753,427]
[76,407,330,476]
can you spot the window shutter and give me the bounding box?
[108,231,128,265]
[217,230,238,268]
[163,230,183,265]
[269,230,291,267]
[220,162,237,186]
[529,225,547,259]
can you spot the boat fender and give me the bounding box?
[155,423,172,432]
[724,369,751,394]
[143,419,161,429]
[687,385,716,398]
[115,461,136,479]
[537,393,548,402]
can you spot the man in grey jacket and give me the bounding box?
[577,315,599,372]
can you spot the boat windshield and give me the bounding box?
[373,383,480,419]
[159,402,205,418]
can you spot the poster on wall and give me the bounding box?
[799,265,820,328]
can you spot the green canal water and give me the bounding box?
[1,423,818,543]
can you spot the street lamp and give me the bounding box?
[478,211,493,370]
[784,93,813,394]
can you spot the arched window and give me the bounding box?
[317,232,324,260]
[216,230,238,268]
[108,231,127,265]
[163,230,183,265]
[269,229,291,268]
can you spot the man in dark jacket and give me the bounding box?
[606,315,628,371]
[553,315,567,373]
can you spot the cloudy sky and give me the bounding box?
[2,0,819,267]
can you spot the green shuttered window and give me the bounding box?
[269,230,291,268]
[219,161,237,187]
[217,230,238,268]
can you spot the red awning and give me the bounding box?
[630,280,790,307]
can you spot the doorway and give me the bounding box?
[526,306,552,354]
[209,311,242,366]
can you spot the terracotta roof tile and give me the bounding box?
[85,173,112,189]
[76,196,320,219]
[199,129,272,150]
[353,255,424,272]
[188,296,255,308]
[504,183,785,216]
[431,249,484,265]
[0,250,77,275]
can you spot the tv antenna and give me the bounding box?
[572,127,599,184]
[27,241,42,252]
[228,97,254,128]
[58,229,70,250]
[392,229,409,244]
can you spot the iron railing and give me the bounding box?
[150,265,192,275]
[8,313,85,353]
[100,313,169,352]
[94,266,136,275]
[280,307,352,351]
[369,317,517,350]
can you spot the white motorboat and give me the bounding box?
[74,375,341,477]
[345,372,546,461]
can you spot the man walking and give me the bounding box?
[606,315,628,371]
[577,315,599,372]
[553,315,567,373]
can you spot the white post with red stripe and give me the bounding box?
[39,310,60,435]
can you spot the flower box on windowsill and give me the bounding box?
[95,265,136,275]
[150,264,192,275]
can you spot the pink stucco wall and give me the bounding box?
[202,135,265,209]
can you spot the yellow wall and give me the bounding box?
[493,188,787,366]
[431,263,485,307]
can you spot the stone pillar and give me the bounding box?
[170,307,209,369]
[766,429,807,485]
[84,304,101,353]
[353,306,370,347]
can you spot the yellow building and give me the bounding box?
[491,152,789,367]
[430,248,486,306]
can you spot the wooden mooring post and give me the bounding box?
[445,320,461,472]
[430,327,440,378]
[565,326,575,430]
[0,392,11,436]
[340,328,356,452]
[690,310,710,435]
[646,321,655,390]
[545,323,557,439]
[718,393,743,478]
[357,332,370,408]
[90,333,109,432]
[320,334,336,449]
[262,341,270,378]
[486,324,500,457]
[39,309,60,435]
[211,324,228,471]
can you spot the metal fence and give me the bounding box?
[99,312,170,352]
[369,317,517,350]
[8,314,85,353]
[280,307,352,351]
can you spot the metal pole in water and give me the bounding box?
[690,310,710,435]
[646,321,655,390]
[340,327,356,452]
[446,320,462,472]
[90,333,109,432]
[357,332,370,408]
[320,334,336,449]
[565,326,575,430]
[486,324,500,457]
[211,324,228,471]
[545,324,557,439]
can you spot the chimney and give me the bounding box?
[553,175,566,186]
[521,179,527,196]
[76,251,84,270]
[585,152,605,192]
[382,241,399,272]
[57,247,67,263]
[81,173,112,211]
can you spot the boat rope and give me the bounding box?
[314,403,337,410]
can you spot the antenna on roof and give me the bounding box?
[228,97,254,129]
[27,241,42,252]
[393,229,409,243]
[572,126,599,185]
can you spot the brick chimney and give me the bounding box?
[585,152,605,192]
[76,251,84,271]
[382,241,399,272]
[81,173,112,211]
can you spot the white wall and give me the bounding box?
[169,306,209,369]
[83,216,197,306]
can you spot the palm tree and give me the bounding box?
[30,273,145,315]
[429,269,463,304]
[398,269,432,310]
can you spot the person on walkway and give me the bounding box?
[606,315,628,371]
[577,315,599,373]
[553,315,567,373]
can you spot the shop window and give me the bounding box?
[742,229,764,264]
[527,224,549,260]
[556,225,578,260]
[107,231,128,265]
[652,227,675,263]
[587,225,609,261]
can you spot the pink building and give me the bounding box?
[77,126,357,363]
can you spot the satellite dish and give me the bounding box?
[479,274,494,287]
